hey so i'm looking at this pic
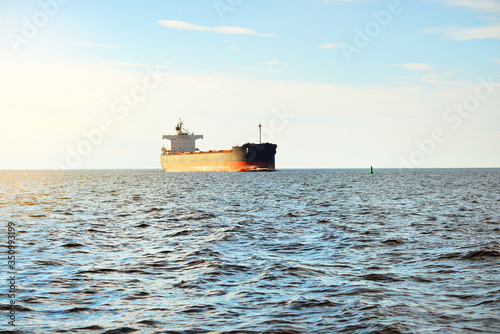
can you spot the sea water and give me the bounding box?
[1,169,499,333]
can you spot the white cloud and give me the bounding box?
[157,20,275,37]
[421,72,440,80]
[101,61,147,66]
[101,61,177,70]
[427,24,500,40]
[233,66,284,73]
[446,0,500,14]
[428,1,500,41]
[393,63,434,71]
[74,42,122,48]
[0,20,3,25]
[319,43,340,49]
[420,79,469,86]
[258,60,286,65]
[491,58,500,64]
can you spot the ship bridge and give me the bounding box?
[162,120,203,154]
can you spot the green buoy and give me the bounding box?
[370,166,373,174]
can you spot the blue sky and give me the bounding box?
[0,0,499,169]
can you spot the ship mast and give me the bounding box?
[259,123,262,144]
[175,118,193,135]
[175,119,183,134]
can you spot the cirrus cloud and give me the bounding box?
[428,1,500,41]
[445,0,500,14]
[426,24,500,40]
[73,42,122,49]
[157,20,275,37]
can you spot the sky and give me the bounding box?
[0,0,499,169]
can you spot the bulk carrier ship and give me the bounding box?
[161,120,277,172]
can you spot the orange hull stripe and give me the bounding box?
[161,161,275,172]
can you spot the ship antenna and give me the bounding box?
[176,118,194,135]
[259,123,262,144]
[175,118,183,134]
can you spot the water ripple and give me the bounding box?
[1,169,499,333]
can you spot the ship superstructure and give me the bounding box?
[161,121,203,154]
